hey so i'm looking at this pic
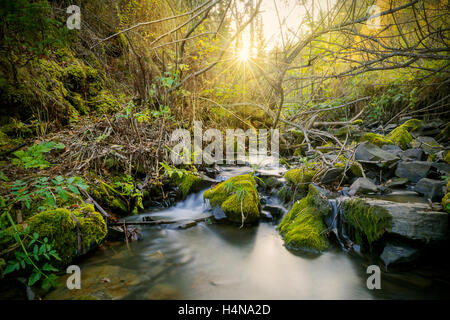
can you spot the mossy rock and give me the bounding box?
[445,151,450,165]
[399,119,422,132]
[360,132,394,147]
[353,119,364,125]
[387,127,412,149]
[172,173,202,199]
[278,184,330,252]
[2,205,107,266]
[203,174,260,225]
[349,162,363,177]
[284,167,317,193]
[277,185,303,204]
[387,119,422,149]
[341,199,392,251]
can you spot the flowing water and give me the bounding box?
[45,166,450,300]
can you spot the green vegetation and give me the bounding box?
[204,174,260,225]
[278,185,330,252]
[341,199,392,252]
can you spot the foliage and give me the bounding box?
[12,141,65,169]
[5,176,88,214]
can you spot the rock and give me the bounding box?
[320,167,344,184]
[412,136,443,154]
[387,119,423,149]
[384,124,398,133]
[174,173,217,199]
[418,120,444,137]
[414,178,446,201]
[395,161,432,183]
[400,148,424,161]
[284,166,317,193]
[431,162,450,175]
[348,178,378,196]
[381,144,403,157]
[355,142,399,164]
[203,174,261,225]
[360,132,394,147]
[278,184,331,252]
[385,177,408,188]
[380,243,420,271]
[341,198,392,250]
[363,199,448,242]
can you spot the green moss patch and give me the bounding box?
[278,184,330,252]
[13,205,107,265]
[387,119,422,149]
[284,167,317,193]
[341,199,392,251]
[360,132,394,147]
[204,174,260,225]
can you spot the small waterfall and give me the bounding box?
[326,198,360,254]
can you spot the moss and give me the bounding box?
[400,119,422,132]
[387,127,412,149]
[350,162,363,177]
[91,180,129,216]
[442,192,450,214]
[88,89,120,114]
[284,167,317,193]
[173,173,201,199]
[203,174,260,225]
[26,205,107,265]
[0,131,11,151]
[68,93,88,115]
[278,184,329,252]
[341,199,392,251]
[445,151,450,165]
[360,132,394,147]
[334,162,345,168]
[353,119,364,125]
[293,148,302,157]
[277,186,303,204]
[386,119,422,149]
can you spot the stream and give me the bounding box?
[45,166,450,300]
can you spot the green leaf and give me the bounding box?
[42,263,58,272]
[4,263,19,275]
[28,271,41,286]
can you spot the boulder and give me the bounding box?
[414,178,446,201]
[355,142,399,164]
[380,243,420,271]
[320,167,344,184]
[381,145,403,157]
[431,162,450,175]
[362,199,448,242]
[412,136,443,154]
[277,184,331,252]
[395,161,432,183]
[203,174,261,225]
[400,148,424,161]
[348,177,378,196]
[385,177,408,188]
